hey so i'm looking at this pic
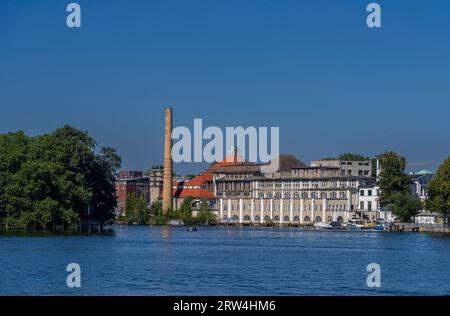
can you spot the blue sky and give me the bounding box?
[1,0,449,175]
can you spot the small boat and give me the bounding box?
[313,222,331,229]
[168,219,185,226]
[187,226,198,232]
[346,219,364,230]
[375,224,385,231]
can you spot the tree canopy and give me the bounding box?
[338,153,370,161]
[0,126,121,231]
[377,151,422,221]
[377,151,410,206]
[425,156,450,216]
[321,153,370,161]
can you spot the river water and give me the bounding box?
[1,226,449,295]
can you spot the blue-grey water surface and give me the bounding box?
[1,226,449,295]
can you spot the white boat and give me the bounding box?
[313,222,331,229]
[346,220,364,230]
[167,219,185,226]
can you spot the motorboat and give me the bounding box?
[329,221,344,230]
[313,222,331,229]
[168,219,185,226]
[187,226,198,232]
[347,219,364,230]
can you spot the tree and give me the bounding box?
[377,151,422,221]
[338,153,370,161]
[426,156,450,216]
[197,202,217,224]
[388,192,423,222]
[125,194,149,225]
[377,151,411,206]
[150,201,166,225]
[0,126,121,231]
[175,197,193,221]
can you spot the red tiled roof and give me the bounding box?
[207,160,240,172]
[172,188,216,199]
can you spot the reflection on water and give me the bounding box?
[0,226,450,295]
[159,226,172,239]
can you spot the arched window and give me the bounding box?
[285,192,291,199]
[337,216,344,224]
[275,193,281,198]
[258,192,264,198]
[294,192,299,199]
[232,215,239,221]
[243,215,251,222]
[304,216,311,223]
[255,215,261,222]
[274,216,280,222]
[283,215,290,222]
[268,193,273,198]
[264,215,270,221]
[327,216,332,223]
[294,216,300,222]
[315,216,322,223]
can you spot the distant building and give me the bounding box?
[358,184,379,220]
[358,184,393,221]
[172,172,217,211]
[115,171,149,216]
[311,159,372,177]
[148,165,164,205]
[415,212,447,225]
[409,170,435,202]
[212,154,376,225]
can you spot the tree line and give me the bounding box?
[119,196,217,226]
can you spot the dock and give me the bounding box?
[389,223,420,232]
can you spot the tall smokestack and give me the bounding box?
[162,107,173,213]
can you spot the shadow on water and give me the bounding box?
[0,230,116,238]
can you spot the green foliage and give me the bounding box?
[174,197,194,221]
[376,151,422,221]
[149,201,167,225]
[377,151,411,207]
[388,192,423,222]
[125,194,149,225]
[321,153,370,161]
[426,156,450,216]
[338,153,370,161]
[0,126,121,231]
[197,202,217,224]
[320,157,336,161]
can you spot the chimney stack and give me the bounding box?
[162,107,173,213]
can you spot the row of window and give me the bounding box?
[224,215,345,223]
[256,181,358,189]
[360,189,377,196]
[223,203,349,212]
[360,201,376,211]
[257,191,347,199]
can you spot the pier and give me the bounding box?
[389,223,420,232]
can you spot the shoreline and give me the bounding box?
[1,223,449,236]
